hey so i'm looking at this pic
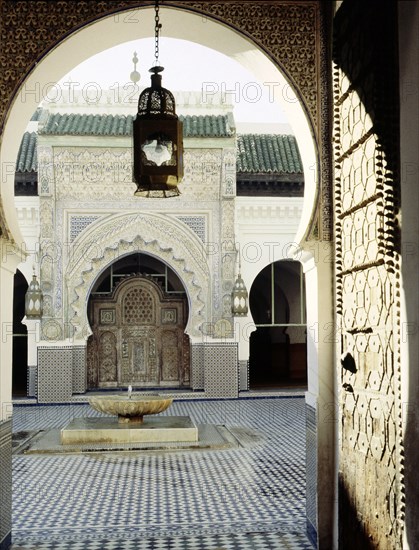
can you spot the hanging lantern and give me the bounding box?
[231,273,249,316]
[133,0,183,198]
[25,272,43,318]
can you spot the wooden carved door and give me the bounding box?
[87,276,190,389]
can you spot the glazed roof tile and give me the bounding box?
[236,134,302,174]
[16,132,37,172]
[38,112,233,138]
[39,113,134,136]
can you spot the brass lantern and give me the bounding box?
[231,273,249,316]
[133,66,183,197]
[25,272,43,318]
[133,1,183,198]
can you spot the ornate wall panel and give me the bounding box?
[238,359,249,391]
[333,2,403,547]
[69,215,103,242]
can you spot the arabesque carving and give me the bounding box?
[333,2,404,546]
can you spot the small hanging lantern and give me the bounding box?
[25,270,43,318]
[133,0,183,198]
[231,248,248,316]
[231,273,249,316]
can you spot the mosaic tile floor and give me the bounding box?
[12,398,313,549]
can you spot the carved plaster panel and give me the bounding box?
[333,2,403,546]
[53,148,134,200]
[38,146,53,195]
[181,150,222,200]
[221,148,236,197]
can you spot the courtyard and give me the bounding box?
[11,397,312,549]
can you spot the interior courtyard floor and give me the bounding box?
[10,397,314,549]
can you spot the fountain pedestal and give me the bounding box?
[60,394,198,445]
[61,416,198,445]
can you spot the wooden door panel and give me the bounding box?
[87,276,189,389]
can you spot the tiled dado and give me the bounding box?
[0,419,12,550]
[305,403,317,547]
[38,347,73,403]
[239,360,249,391]
[199,343,239,398]
[191,343,238,397]
[37,346,87,403]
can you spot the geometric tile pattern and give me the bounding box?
[0,419,12,549]
[239,360,249,392]
[12,398,312,548]
[37,347,73,403]
[175,216,206,243]
[190,345,205,390]
[27,365,37,397]
[11,531,314,549]
[72,347,86,394]
[305,404,317,546]
[203,344,238,398]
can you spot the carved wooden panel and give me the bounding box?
[333,2,403,547]
[87,276,190,388]
[98,331,117,383]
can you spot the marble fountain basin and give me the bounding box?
[88,395,173,424]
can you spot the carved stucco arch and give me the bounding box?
[66,212,210,340]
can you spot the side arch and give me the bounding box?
[65,212,210,340]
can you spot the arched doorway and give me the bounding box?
[249,260,307,389]
[12,270,28,397]
[86,253,190,390]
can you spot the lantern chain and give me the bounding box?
[154,0,161,65]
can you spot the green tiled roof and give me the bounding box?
[179,115,233,137]
[16,132,37,172]
[236,134,302,174]
[40,113,134,136]
[30,108,43,121]
[39,113,233,138]
[17,124,302,178]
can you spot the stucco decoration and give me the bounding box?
[333,2,404,547]
[53,148,133,200]
[221,149,236,198]
[66,212,210,340]
[182,150,221,200]
[0,200,11,241]
[37,146,53,195]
